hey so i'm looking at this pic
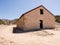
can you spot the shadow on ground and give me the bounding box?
[13,27,54,33]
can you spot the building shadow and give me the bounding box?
[13,27,42,33]
[13,27,55,33]
[13,27,24,33]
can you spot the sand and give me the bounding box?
[0,24,60,45]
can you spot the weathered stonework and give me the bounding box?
[16,5,56,31]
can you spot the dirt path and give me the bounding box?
[0,25,60,45]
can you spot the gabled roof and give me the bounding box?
[17,5,55,22]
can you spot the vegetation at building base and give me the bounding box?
[55,15,60,23]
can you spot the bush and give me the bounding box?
[55,16,60,23]
[0,19,5,25]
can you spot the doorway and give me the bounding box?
[40,20,43,29]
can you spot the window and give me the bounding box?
[40,9,43,14]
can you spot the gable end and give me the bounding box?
[17,5,55,22]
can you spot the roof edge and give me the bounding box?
[17,5,55,23]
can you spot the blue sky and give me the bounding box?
[0,0,60,20]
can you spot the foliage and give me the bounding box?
[55,16,60,23]
[0,19,5,25]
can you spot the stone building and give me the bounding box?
[16,5,55,31]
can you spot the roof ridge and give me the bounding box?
[17,5,55,22]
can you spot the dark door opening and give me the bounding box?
[40,20,43,29]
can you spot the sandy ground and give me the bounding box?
[0,24,60,45]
